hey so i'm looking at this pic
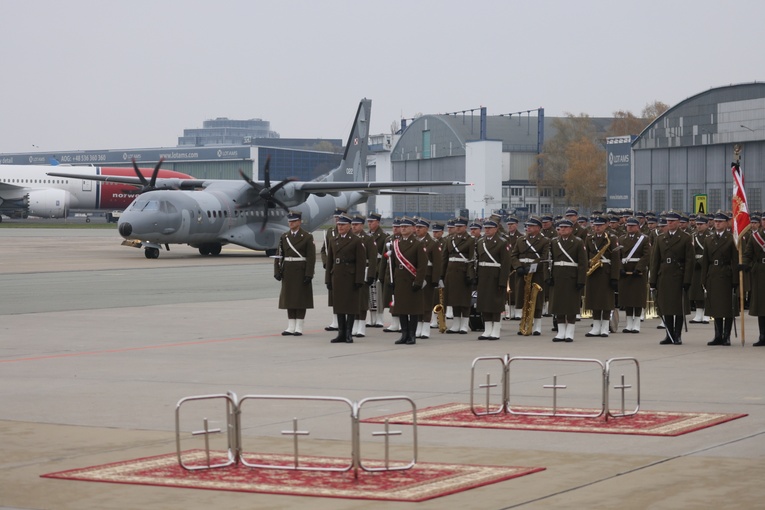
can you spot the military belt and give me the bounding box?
[519,258,536,263]
[448,257,470,263]
[712,260,727,266]
[283,257,306,262]
[335,258,355,264]
[554,261,578,267]
[621,257,640,263]
[695,254,703,259]
[479,262,501,267]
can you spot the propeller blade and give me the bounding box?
[149,157,164,188]
[262,156,271,188]
[260,202,269,232]
[269,177,298,195]
[131,158,149,186]
[269,196,291,212]
[238,168,264,191]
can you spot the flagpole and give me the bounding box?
[734,145,746,347]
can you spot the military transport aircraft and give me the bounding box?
[0,163,192,221]
[48,99,466,258]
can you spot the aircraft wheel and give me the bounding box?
[85,217,91,223]
[265,248,277,257]
[145,247,160,259]
[209,244,222,256]
[199,246,210,256]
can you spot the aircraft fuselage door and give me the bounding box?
[82,179,92,192]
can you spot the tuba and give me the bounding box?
[519,272,542,335]
[586,234,612,276]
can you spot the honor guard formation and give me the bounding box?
[272,206,765,347]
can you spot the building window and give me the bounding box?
[540,203,552,214]
[748,187,762,212]
[654,189,666,213]
[511,187,523,197]
[556,188,565,197]
[528,204,537,214]
[709,188,721,213]
[527,187,537,198]
[422,131,431,159]
[540,188,552,197]
[671,189,684,212]
[637,190,648,213]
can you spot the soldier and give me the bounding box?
[325,213,366,344]
[649,211,695,345]
[549,219,587,342]
[381,218,402,332]
[390,217,428,345]
[618,217,650,333]
[414,218,442,339]
[350,215,377,338]
[565,209,588,240]
[702,211,739,346]
[689,215,710,324]
[443,216,476,334]
[584,216,621,337]
[741,213,760,309]
[475,219,512,340]
[321,207,347,332]
[510,217,550,336]
[504,217,523,321]
[469,220,483,240]
[274,211,316,336]
[429,221,447,330]
[541,215,556,239]
[366,212,387,327]
[742,218,765,346]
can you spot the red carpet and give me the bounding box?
[363,403,747,436]
[42,450,545,502]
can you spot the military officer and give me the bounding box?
[443,216,476,334]
[549,219,587,342]
[510,217,550,336]
[617,217,650,333]
[390,217,428,345]
[584,216,621,337]
[350,215,377,338]
[380,218,402,332]
[702,211,739,346]
[428,222,447,330]
[274,211,316,336]
[504,216,523,320]
[689,216,710,324]
[414,218,442,339]
[564,209,588,240]
[649,211,695,345]
[475,219,512,340]
[321,207,347,332]
[742,219,765,346]
[325,213,366,343]
[366,212,387,327]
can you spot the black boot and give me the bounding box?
[405,315,418,344]
[344,314,355,343]
[673,315,683,345]
[331,314,347,343]
[755,317,765,346]
[395,315,411,344]
[659,316,675,344]
[708,318,725,345]
[721,317,733,346]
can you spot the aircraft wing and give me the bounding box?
[46,172,207,189]
[295,180,467,193]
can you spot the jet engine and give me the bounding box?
[26,189,71,218]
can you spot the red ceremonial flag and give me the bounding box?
[731,161,751,246]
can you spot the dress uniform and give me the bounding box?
[366,212,387,327]
[510,217,550,335]
[443,216,476,334]
[649,211,695,345]
[380,219,402,332]
[321,207,347,331]
[390,217,428,345]
[325,213,366,343]
[617,217,650,333]
[504,217,523,320]
[274,211,316,336]
[743,225,765,346]
[702,211,739,345]
[351,215,377,338]
[475,219,512,340]
[549,219,587,342]
[689,217,711,324]
[414,218,442,339]
[584,216,621,337]
[428,222,447,330]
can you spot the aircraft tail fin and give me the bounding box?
[320,99,371,183]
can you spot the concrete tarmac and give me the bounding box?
[1,229,764,509]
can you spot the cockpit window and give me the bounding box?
[140,200,160,212]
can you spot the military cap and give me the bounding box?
[333,207,348,217]
[506,216,519,224]
[565,208,578,217]
[577,217,588,224]
[392,217,402,227]
[484,219,498,228]
[647,216,658,224]
[446,218,456,227]
[541,215,554,222]
[415,217,431,228]
[400,216,416,226]
[525,216,543,227]
[591,216,607,225]
[367,212,382,222]
[636,211,646,218]
[287,210,302,221]
[556,218,574,228]
[665,211,682,221]
[713,211,730,221]
[454,216,468,226]
[469,221,483,230]
[351,215,365,224]
[336,213,352,224]
[658,217,668,226]
[625,217,639,226]
[432,222,445,232]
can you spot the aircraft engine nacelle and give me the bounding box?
[26,189,71,218]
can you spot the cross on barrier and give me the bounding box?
[470,356,640,420]
[175,392,417,477]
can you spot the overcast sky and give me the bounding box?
[1,0,763,153]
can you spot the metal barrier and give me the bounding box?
[176,392,417,477]
[470,356,640,419]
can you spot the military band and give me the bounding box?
[283,207,765,347]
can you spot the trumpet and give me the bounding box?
[433,288,447,333]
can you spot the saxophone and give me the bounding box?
[586,234,612,276]
[433,288,447,333]
[519,272,542,335]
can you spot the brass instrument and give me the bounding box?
[433,288,447,333]
[586,234,612,276]
[519,272,542,335]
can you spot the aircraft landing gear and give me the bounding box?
[265,248,277,257]
[144,247,160,259]
[198,243,222,256]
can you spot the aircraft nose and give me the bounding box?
[118,222,133,238]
